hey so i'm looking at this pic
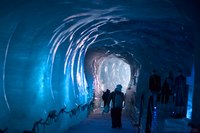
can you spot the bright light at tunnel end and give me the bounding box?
[97,55,131,93]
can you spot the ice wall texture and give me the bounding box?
[0,0,195,132]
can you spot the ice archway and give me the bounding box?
[0,0,198,132]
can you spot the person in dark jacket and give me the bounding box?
[106,84,125,128]
[161,71,174,105]
[174,69,187,118]
[102,89,110,107]
[149,70,161,109]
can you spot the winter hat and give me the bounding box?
[115,84,122,92]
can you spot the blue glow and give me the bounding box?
[186,65,194,119]
[2,33,12,112]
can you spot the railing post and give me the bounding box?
[145,95,153,133]
[137,94,144,133]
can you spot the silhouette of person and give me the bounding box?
[161,71,174,105]
[107,84,125,128]
[149,69,161,109]
[102,89,110,107]
[174,69,187,118]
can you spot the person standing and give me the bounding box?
[174,69,187,118]
[102,89,110,107]
[161,71,174,105]
[107,84,125,128]
[149,69,161,109]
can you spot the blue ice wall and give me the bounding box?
[0,0,195,132]
[186,65,195,119]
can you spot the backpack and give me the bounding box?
[114,92,124,108]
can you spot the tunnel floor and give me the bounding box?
[65,102,192,133]
[66,108,137,133]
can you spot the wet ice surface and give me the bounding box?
[65,108,137,133]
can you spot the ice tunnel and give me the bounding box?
[0,0,199,132]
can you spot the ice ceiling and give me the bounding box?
[0,0,195,132]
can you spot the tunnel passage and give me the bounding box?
[83,18,194,95]
[0,0,195,132]
[84,48,141,110]
[83,18,194,113]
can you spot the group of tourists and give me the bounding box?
[101,68,188,129]
[149,69,188,118]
